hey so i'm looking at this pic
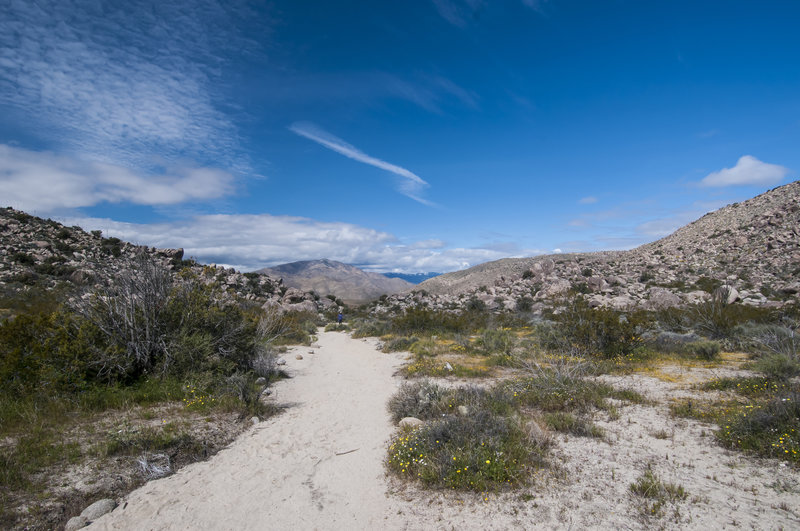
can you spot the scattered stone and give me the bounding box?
[80,498,116,521]
[295,354,304,360]
[276,358,287,366]
[65,515,89,531]
[254,377,267,386]
[457,405,469,416]
[444,362,454,372]
[251,416,260,425]
[399,417,424,429]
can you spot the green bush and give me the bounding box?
[685,340,721,360]
[548,299,645,358]
[717,392,800,462]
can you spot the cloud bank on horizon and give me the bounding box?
[0,1,798,273]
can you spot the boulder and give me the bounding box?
[399,417,424,429]
[713,285,740,304]
[646,287,681,309]
[65,515,89,531]
[80,498,116,521]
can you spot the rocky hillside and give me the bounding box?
[256,259,413,304]
[0,208,334,316]
[382,181,800,314]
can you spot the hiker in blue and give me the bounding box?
[337,312,343,324]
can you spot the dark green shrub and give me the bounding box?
[685,340,721,360]
[383,336,419,353]
[549,299,645,358]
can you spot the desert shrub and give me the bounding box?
[350,318,390,338]
[753,354,800,380]
[387,380,448,422]
[629,466,687,518]
[734,323,798,358]
[690,300,774,340]
[694,276,722,294]
[388,412,547,491]
[717,391,800,462]
[383,336,419,353]
[387,382,550,492]
[508,361,644,413]
[11,252,34,265]
[474,328,516,356]
[649,331,700,353]
[543,412,604,438]
[548,299,646,358]
[521,269,534,280]
[684,340,721,360]
[391,307,488,335]
[324,323,350,332]
[515,296,534,312]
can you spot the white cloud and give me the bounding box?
[0,0,256,172]
[699,155,790,187]
[578,196,598,204]
[289,122,433,206]
[0,144,234,213]
[59,214,526,273]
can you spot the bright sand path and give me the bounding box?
[89,330,405,530]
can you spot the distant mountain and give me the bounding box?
[256,259,414,304]
[381,181,800,313]
[383,272,441,284]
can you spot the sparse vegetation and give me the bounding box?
[629,466,687,518]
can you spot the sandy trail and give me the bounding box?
[88,333,800,530]
[89,330,405,530]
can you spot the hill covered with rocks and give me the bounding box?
[380,181,800,314]
[0,208,334,317]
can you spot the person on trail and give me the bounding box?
[337,312,343,324]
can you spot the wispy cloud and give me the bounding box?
[0,144,235,213]
[0,0,258,173]
[289,122,433,205]
[61,214,513,273]
[433,0,547,27]
[578,196,598,204]
[699,155,790,187]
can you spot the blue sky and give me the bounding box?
[1,0,797,273]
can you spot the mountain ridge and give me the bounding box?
[256,259,414,304]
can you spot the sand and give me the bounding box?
[89,331,800,530]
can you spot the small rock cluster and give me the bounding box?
[64,498,116,530]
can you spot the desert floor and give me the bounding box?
[89,330,799,530]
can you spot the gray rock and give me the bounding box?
[399,417,424,429]
[457,405,469,416]
[714,285,740,304]
[295,354,304,360]
[444,362,454,372]
[647,287,681,309]
[254,377,267,386]
[65,515,89,531]
[251,416,260,425]
[80,498,116,521]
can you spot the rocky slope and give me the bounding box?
[256,259,413,304]
[382,181,800,313]
[0,208,333,316]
